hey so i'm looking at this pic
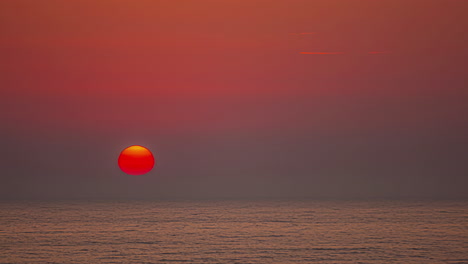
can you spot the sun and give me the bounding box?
[118,145,155,175]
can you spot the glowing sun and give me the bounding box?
[118,145,155,175]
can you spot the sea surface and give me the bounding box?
[1,200,467,263]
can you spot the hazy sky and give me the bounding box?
[1,0,467,199]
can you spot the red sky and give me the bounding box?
[1,0,467,199]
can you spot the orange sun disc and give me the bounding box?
[118,145,155,175]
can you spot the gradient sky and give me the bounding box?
[1,0,467,199]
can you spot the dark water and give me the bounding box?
[1,200,467,263]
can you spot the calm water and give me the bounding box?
[1,200,467,263]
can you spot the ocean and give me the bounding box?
[1,200,467,263]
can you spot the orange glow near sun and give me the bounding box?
[118,145,155,175]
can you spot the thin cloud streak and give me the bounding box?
[300,52,344,55]
[368,51,390,54]
[289,32,316,35]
